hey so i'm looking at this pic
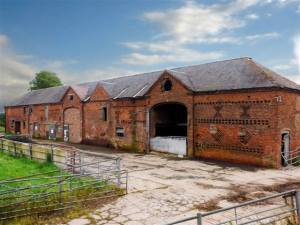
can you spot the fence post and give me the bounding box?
[296,191,300,216]
[197,213,202,225]
[1,139,3,152]
[116,158,121,186]
[234,207,239,225]
[59,173,63,205]
[13,142,16,156]
[51,143,54,162]
[29,143,33,159]
[126,171,128,194]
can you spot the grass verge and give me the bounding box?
[0,152,124,224]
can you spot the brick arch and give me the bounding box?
[64,107,82,143]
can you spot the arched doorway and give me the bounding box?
[149,103,187,155]
[64,108,82,143]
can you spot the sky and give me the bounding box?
[0,0,300,112]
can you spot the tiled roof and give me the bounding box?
[9,86,69,107]
[7,57,300,107]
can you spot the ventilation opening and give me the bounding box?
[151,103,187,137]
[163,79,172,91]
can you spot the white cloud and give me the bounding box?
[245,32,280,41]
[246,13,259,20]
[270,35,300,84]
[121,0,282,65]
[142,0,260,44]
[0,34,38,110]
[297,4,300,13]
[262,0,300,6]
[121,47,223,65]
[0,34,139,111]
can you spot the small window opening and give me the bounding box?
[29,108,33,113]
[23,107,26,115]
[163,79,172,91]
[69,95,74,101]
[101,107,108,121]
[116,127,124,137]
[23,121,26,129]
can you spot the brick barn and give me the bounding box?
[5,58,300,168]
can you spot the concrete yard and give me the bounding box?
[61,144,300,225]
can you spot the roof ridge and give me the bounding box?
[248,59,298,88]
[29,85,68,93]
[167,69,196,90]
[171,57,252,71]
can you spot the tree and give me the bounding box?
[29,71,62,90]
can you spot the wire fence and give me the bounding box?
[0,137,128,221]
[167,190,300,225]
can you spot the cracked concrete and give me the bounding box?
[52,143,300,225]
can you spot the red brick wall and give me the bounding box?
[82,85,112,146]
[110,99,147,151]
[193,90,292,168]
[5,76,300,168]
[276,91,300,165]
[5,104,64,138]
[62,88,82,143]
[83,101,112,146]
[5,106,27,134]
[145,72,194,155]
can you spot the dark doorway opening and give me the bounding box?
[14,121,21,134]
[151,103,187,137]
[281,132,290,166]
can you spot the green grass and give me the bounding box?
[0,126,5,133]
[0,152,123,223]
[0,152,58,180]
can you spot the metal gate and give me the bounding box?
[167,190,300,225]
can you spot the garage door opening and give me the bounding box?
[151,103,187,137]
[150,103,187,155]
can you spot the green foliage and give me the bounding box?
[0,112,5,128]
[29,71,62,91]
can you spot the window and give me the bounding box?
[116,127,124,137]
[69,95,74,101]
[23,121,26,129]
[163,79,172,91]
[23,107,27,115]
[101,107,108,121]
[29,107,33,113]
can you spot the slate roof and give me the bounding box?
[10,86,69,107]
[7,57,300,107]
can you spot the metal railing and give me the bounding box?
[0,138,128,221]
[167,190,300,225]
[282,148,300,166]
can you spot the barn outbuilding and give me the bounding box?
[5,57,300,168]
